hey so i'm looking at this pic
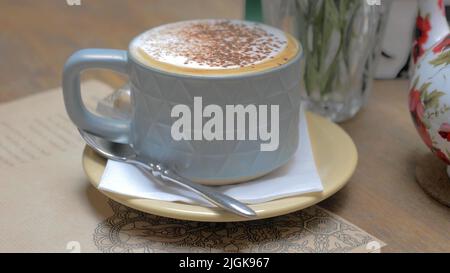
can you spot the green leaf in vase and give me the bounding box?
[340,1,360,71]
[320,55,339,95]
[312,2,324,50]
[305,60,318,94]
[338,0,349,17]
[321,0,339,69]
[300,0,363,97]
[325,0,339,25]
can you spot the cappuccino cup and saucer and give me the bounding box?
[64,19,357,220]
[63,19,302,185]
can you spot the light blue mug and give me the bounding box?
[63,20,302,185]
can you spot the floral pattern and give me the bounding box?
[411,1,450,166]
[432,34,450,53]
[92,200,383,253]
[413,15,431,64]
[409,82,433,148]
[438,122,450,141]
[429,35,450,67]
[409,77,450,164]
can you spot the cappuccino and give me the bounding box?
[130,19,300,76]
[63,19,302,184]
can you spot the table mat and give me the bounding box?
[0,81,385,253]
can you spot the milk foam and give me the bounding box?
[130,20,289,70]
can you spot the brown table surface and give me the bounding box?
[1,0,449,252]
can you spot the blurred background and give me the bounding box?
[2,0,450,117]
[0,0,244,102]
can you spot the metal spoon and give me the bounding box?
[78,129,257,218]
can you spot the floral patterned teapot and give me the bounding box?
[410,0,450,171]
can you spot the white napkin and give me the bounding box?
[98,107,323,206]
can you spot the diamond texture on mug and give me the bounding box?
[128,61,301,180]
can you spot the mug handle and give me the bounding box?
[63,49,130,143]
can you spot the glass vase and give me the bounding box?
[262,0,390,122]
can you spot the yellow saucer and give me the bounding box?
[82,112,357,222]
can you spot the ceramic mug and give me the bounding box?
[62,20,303,185]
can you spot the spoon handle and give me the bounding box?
[128,159,257,218]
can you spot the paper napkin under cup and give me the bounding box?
[97,101,323,206]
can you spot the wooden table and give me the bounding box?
[1,0,449,252]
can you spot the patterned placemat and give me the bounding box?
[93,200,385,253]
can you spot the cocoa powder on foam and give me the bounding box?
[131,19,299,75]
